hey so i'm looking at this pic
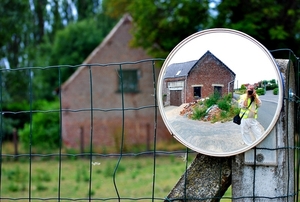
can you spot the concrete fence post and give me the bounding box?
[232,59,295,201]
[165,59,295,201]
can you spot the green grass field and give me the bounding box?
[0,154,232,202]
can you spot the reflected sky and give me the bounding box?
[167,30,278,87]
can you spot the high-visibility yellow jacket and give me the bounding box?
[239,94,261,119]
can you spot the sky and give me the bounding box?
[163,28,280,88]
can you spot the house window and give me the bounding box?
[118,69,139,93]
[194,87,201,98]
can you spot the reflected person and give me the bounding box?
[239,85,262,145]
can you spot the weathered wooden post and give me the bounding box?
[165,154,232,201]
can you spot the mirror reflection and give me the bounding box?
[158,29,282,156]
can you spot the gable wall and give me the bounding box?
[61,17,171,150]
[186,55,235,103]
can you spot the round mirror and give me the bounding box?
[157,28,283,157]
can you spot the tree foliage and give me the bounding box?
[1,1,117,142]
[103,0,211,58]
[19,100,60,150]
[2,0,300,101]
[213,0,300,54]
[76,0,101,21]
[103,0,300,58]
[34,15,116,100]
[0,0,30,68]
[51,18,108,66]
[1,0,300,148]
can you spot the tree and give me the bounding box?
[213,0,300,57]
[0,0,117,100]
[75,0,101,21]
[103,0,211,58]
[103,0,300,58]
[32,0,47,44]
[102,0,130,19]
[240,84,246,90]
[0,0,30,68]
[46,18,112,96]
[0,0,58,105]
[0,1,117,136]
[31,13,117,100]
[19,100,60,151]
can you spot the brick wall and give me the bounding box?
[186,54,235,102]
[61,15,171,150]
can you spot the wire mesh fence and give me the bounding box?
[0,49,299,201]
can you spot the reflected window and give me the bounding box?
[194,86,201,98]
[214,86,222,97]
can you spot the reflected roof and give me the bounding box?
[164,50,236,79]
[164,60,197,78]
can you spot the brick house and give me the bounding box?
[163,51,236,106]
[61,14,170,150]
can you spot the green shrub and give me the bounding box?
[240,84,246,89]
[220,110,228,119]
[266,83,278,90]
[131,170,139,179]
[76,165,90,182]
[232,106,241,115]
[4,166,27,182]
[35,169,52,182]
[223,93,232,102]
[205,93,219,108]
[88,190,95,197]
[8,183,19,192]
[191,106,207,120]
[19,100,60,150]
[36,182,48,191]
[2,101,31,140]
[273,88,279,95]
[256,88,265,95]
[217,99,230,111]
[190,92,243,123]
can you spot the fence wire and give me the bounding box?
[0,50,299,201]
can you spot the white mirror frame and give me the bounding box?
[157,28,283,157]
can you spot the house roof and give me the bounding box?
[164,50,235,79]
[61,14,133,89]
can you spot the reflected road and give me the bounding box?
[163,90,279,155]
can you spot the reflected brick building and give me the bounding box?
[163,51,236,106]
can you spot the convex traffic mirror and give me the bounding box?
[157,28,283,157]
